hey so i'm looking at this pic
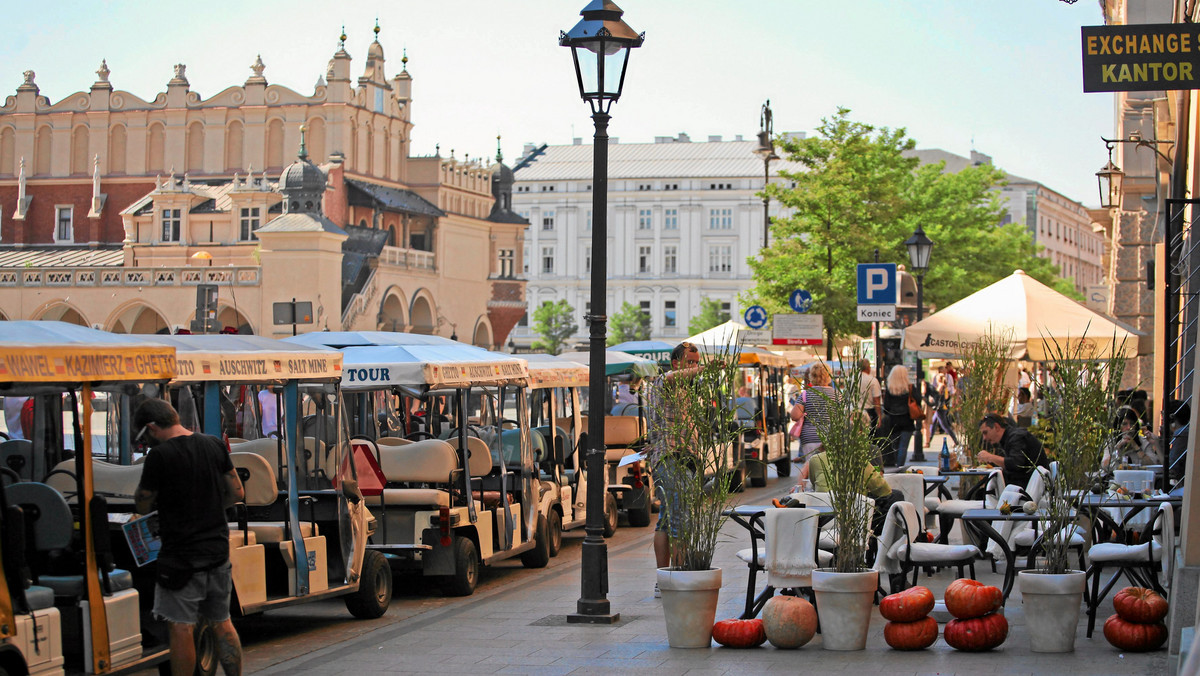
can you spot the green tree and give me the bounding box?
[531,300,577,355]
[608,301,651,345]
[688,297,730,335]
[748,107,1076,348]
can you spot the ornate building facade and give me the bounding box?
[0,28,527,345]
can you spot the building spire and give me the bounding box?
[339,25,347,49]
[373,18,381,41]
[496,135,503,163]
[298,124,309,162]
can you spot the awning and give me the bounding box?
[0,321,176,385]
[135,335,342,383]
[339,345,527,390]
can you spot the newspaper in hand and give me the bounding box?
[121,511,161,567]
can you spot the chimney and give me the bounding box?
[676,132,691,143]
[523,143,537,155]
[708,135,722,143]
[735,135,744,141]
[970,150,993,166]
[573,138,583,145]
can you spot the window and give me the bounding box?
[540,185,555,192]
[498,248,514,278]
[664,300,676,328]
[638,183,652,191]
[541,246,554,274]
[708,182,733,190]
[239,207,261,241]
[638,209,652,230]
[542,211,555,231]
[638,245,652,274]
[523,244,530,274]
[516,185,530,193]
[584,246,591,274]
[518,310,528,327]
[161,208,181,242]
[664,208,678,230]
[55,206,73,243]
[639,300,651,319]
[518,210,530,222]
[663,245,677,274]
[708,245,732,272]
[709,208,732,229]
[664,183,679,191]
[586,211,592,231]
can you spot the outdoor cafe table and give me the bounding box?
[722,503,835,618]
[959,508,1076,604]
[1072,492,1182,537]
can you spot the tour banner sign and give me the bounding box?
[1082,23,1200,92]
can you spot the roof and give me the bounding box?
[905,149,1037,187]
[346,178,445,217]
[0,246,124,268]
[513,140,802,182]
[256,212,347,235]
[122,181,263,217]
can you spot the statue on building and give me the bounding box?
[760,99,773,137]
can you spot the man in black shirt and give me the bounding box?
[977,414,1048,489]
[134,399,244,676]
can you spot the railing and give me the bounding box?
[378,245,435,271]
[342,269,378,328]
[0,266,261,288]
[1164,199,1200,481]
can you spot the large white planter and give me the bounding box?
[1018,570,1086,653]
[811,568,879,651]
[657,568,722,648]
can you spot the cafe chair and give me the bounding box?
[794,491,874,555]
[884,473,926,520]
[935,469,1004,546]
[734,507,831,618]
[986,467,1049,562]
[1084,501,1175,638]
[888,501,979,589]
[1109,469,1157,531]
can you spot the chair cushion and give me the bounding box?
[366,488,451,508]
[736,547,765,567]
[818,529,839,552]
[1088,541,1162,564]
[925,496,941,512]
[890,541,979,563]
[25,585,54,611]
[42,568,133,597]
[936,499,984,517]
[228,530,257,548]
[817,548,834,567]
[247,521,319,544]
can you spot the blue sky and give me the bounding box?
[2,1,1113,204]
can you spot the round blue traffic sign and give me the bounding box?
[744,305,768,329]
[789,289,813,314]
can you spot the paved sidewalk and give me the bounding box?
[255,466,1168,675]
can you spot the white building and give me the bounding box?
[510,133,795,346]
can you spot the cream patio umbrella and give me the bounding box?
[902,270,1141,361]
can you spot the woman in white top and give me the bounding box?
[1101,407,1160,469]
[795,363,838,462]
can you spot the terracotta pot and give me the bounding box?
[657,567,723,648]
[811,568,879,651]
[1017,570,1086,653]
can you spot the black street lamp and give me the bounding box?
[905,226,934,461]
[561,0,643,625]
[754,100,778,250]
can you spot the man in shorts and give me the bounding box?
[134,398,245,676]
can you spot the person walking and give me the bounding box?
[795,363,837,462]
[857,359,882,431]
[879,365,919,467]
[133,398,245,676]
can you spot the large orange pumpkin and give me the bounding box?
[762,595,817,649]
[1113,587,1169,624]
[880,586,935,623]
[711,619,766,648]
[944,612,1008,651]
[944,579,1002,620]
[884,616,938,650]
[1103,615,1168,652]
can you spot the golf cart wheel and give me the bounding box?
[749,462,767,488]
[728,466,745,493]
[442,535,479,597]
[775,455,792,477]
[627,492,652,527]
[345,550,392,619]
[521,513,551,568]
[547,508,563,557]
[193,620,217,676]
[602,493,619,537]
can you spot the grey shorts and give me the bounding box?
[153,561,233,625]
[654,465,681,536]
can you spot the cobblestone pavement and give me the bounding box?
[168,436,1171,675]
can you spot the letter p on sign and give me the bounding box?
[856,263,897,305]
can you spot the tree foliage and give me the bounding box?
[748,108,1077,346]
[531,300,577,355]
[608,301,651,345]
[688,297,731,335]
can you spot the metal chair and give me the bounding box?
[1084,501,1174,638]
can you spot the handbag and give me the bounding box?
[789,392,807,438]
[908,390,926,421]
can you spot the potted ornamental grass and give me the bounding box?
[645,341,742,648]
[809,354,879,651]
[1018,332,1126,653]
[953,325,1014,467]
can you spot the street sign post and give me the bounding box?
[772,313,823,346]
[856,263,897,305]
[857,305,896,322]
[744,305,769,329]
[788,289,813,314]
[742,329,772,345]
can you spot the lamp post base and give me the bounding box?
[567,608,621,624]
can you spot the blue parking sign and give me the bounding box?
[856,263,897,305]
[789,289,813,314]
[744,305,768,329]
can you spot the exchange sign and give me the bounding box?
[1082,23,1200,92]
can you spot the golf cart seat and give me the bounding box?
[498,428,546,466]
[44,458,144,507]
[370,439,457,508]
[8,481,134,598]
[229,452,318,544]
[0,439,34,482]
[447,436,493,478]
[597,416,642,463]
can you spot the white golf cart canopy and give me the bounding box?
[522,353,588,389]
[135,334,342,384]
[0,320,176,385]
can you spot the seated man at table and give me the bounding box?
[976,414,1048,488]
[798,445,903,537]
